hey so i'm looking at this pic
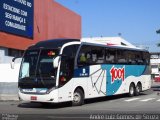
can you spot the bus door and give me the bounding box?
[58,45,79,102]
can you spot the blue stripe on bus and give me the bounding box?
[74,65,146,96]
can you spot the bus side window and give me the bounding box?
[117,50,127,64]
[77,45,106,67]
[127,51,136,65]
[135,52,144,65]
[143,52,150,65]
[105,49,116,64]
[93,47,105,64]
[77,45,91,67]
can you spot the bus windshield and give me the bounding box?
[19,49,59,89]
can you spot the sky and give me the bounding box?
[55,0,160,52]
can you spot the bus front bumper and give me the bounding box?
[18,90,59,103]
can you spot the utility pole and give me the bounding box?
[156,29,160,34]
[156,29,160,78]
[157,29,160,47]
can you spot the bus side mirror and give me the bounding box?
[53,56,60,68]
[11,57,17,69]
[11,57,21,69]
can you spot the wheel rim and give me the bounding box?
[130,86,134,95]
[136,85,140,93]
[73,93,81,103]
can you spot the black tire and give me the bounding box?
[135,83,142,96]
[72,89,84,106]
[128,84,135,97]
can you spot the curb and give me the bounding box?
[0,94,19,101]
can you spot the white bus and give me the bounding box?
[14,39,151,106]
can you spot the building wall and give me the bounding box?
[0,0,81,50]
[0,63,21,100]
[150,53,160,75]
[0,0,81,100]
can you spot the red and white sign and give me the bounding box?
[110,66,125,83]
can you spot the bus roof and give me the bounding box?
[28,39,80,50]
[81,41,148,52]
[27,38,148,53]
[81,37,137,48]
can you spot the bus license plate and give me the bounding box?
[31,96,37,100]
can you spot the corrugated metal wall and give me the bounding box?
[0,0,81,50]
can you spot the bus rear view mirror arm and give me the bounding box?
[11,57,21,69]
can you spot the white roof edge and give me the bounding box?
[81,37,142,49]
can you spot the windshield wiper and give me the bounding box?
[38,68,47,87]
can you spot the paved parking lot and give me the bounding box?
[0,81,160,120]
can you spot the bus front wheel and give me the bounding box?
[72,89,84,106]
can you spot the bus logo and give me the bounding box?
[110,66,125,83]
[79,68,89,77]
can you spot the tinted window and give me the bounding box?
[119,50,150,65]
[77,45,149,66]
[105,48,116,64]
[117,50,128,64]
[143,52,150,65]
[127,50,137,64]
[77,45,105,67]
